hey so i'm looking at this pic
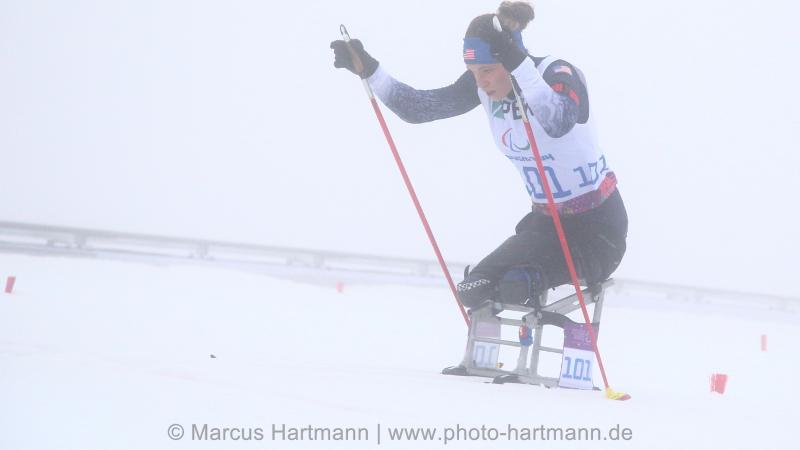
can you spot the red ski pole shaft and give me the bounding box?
[495,13,625,399]
[508,82,627,398]
[339,25,470,327]
[515,89,613,389]
[518,113,610,387]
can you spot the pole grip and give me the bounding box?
[340,24,366,77]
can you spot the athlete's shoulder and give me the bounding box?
[532,56,583,80]
[532,55,590,124]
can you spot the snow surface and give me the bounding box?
[1,253,798,449]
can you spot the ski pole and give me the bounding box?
[492,17,629,400]
[339,25,470,328]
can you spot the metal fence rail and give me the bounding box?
[0,221,464,286]
[2,221,798,319]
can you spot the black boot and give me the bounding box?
[456,265,496,309]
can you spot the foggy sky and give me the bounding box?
[2,0,798,296]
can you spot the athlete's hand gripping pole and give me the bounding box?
[491,16,629,400]
[339,25,470,327]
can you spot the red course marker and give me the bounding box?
[5,276,15,294]
[710,373,728,394]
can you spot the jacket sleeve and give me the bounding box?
[510,57,586,138]
[367,66,481,124]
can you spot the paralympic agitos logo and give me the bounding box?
[501,128,530,153]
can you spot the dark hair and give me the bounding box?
[497,1,535,31]
[464,1,535,38]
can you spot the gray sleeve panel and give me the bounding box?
[528,91,581,138]
[371,69,481,124]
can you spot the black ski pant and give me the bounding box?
[459,189,628,308]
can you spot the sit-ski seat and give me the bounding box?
[443,277,613,388]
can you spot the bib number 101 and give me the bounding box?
[523,155,608,200]
[561,356,592,381]
[559,347,595,389]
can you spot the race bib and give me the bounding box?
[558,321,599,389]
[472,320,501,369]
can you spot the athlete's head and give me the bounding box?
[463,2,534,101]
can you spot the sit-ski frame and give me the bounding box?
[457,279,613,387]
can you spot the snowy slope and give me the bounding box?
[1,253,797,449]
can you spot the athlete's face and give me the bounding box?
[468,63,512,101]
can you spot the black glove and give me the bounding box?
[330,39,379,79]
[483,26,527,72]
